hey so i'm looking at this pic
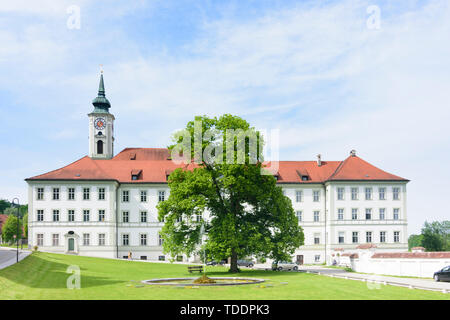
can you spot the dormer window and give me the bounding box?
[131,169,142,181]
[130,153,136,160]
[296,169,309,181]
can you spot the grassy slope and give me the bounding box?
[0,252,448,300]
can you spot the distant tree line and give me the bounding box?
[408,220,450,252]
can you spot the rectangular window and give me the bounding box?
[37,187,44,200]
[380,231,386,243]
[351,208,358,220]
[337,208,344,220]
[158,255,165,261]
[52,188,60,200]
[365,188,372,200]
[379,208,386,220]
[158,234,164,246]
[37,234,44,246]
[313,211,320,222]
[352,232,359,243]
[140,190,147,202]
[83,210,90,222]
[337,187,344,200]
[195,214,202,222]
[122,211,129,223]
[394,231,400,243]
[52,234,59,246]
[83,188,90,200]
[314,233,320,245]
[37,210,44,222]
[140,211,147,223]
[140,234,147,246]
[83,233,90,246]
[68,188,75,200]
[295,190,303,202]
[68,210,75,222]
[122,234,129,246]
[366,231,372,243]
[158,191,165,202]
[379,187,386,200]
[393,208,400,220]
[393,187,400,200]
[98,233,105,246]
[98,210,105,222]
[98,188,105,200]
[177,256,183,262]
[52,210,59,222]
[338,232,345,244]
[122,190,129,202]
[313,190,320,202]
[365,208,372,220]
[296,211,302,222]
[351,187,358,200]
[314,255,320,263]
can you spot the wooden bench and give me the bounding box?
[187,265,203,273]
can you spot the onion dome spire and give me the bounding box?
[92,71,111,113]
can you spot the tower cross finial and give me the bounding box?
[99,64,104,74]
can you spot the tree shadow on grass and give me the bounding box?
[0,253,124,289]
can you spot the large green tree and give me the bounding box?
[157,114,304,272]
[408,234,423,251]
[421,221,449,252]
[1,215,23,243]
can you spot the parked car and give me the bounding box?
[434,265,450,282]
[272,261,298,271]
[237,260,254,268]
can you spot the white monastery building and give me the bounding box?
[26,75,409,264]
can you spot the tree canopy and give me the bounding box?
[1,215,23,243]
[408,220,449,252]
[157,114,304,272]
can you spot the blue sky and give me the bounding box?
[1,0,449,234]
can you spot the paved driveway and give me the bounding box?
[0,247,31,270]
[299,265,450,293]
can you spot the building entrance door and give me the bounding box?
[68,238,74,251]
[296,255,304,265]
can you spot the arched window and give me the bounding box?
[97,140,104,154]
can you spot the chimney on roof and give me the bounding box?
[350,150,356,157]
[317,154,322,167]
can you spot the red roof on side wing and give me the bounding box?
[327,155,408,182]
[26,148,408,184]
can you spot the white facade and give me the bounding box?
[27,180,408,264]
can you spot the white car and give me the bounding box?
[272,261,298,271]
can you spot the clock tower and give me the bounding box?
[88,73,115,159]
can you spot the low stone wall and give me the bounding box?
[345,251,450,278]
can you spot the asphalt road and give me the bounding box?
[0,248,31,270]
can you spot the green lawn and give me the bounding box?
[0,252,448,300]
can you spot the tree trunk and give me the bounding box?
[229,247,239,273]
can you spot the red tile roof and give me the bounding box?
[328,154,407,181]
[26,148,408,184]
[372,252,450,259]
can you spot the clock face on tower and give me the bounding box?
[94,118,106,130]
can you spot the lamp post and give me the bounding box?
[11,198,20,263]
